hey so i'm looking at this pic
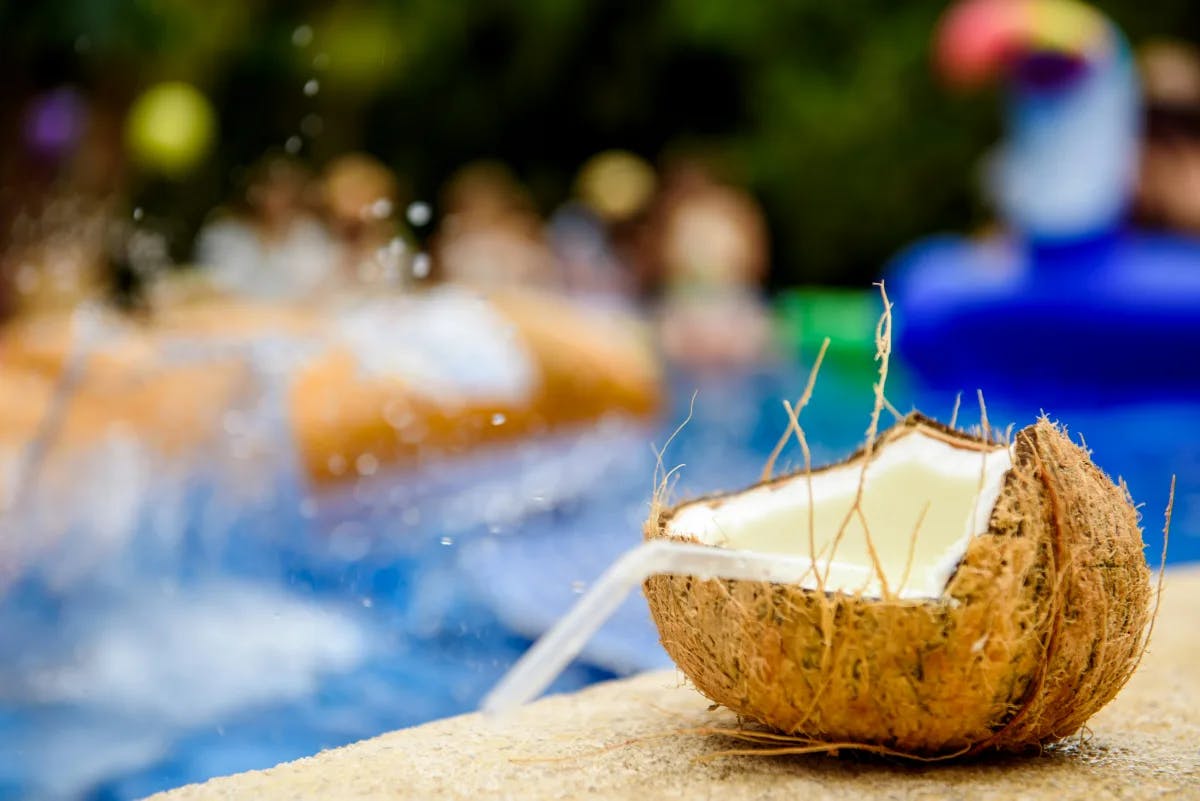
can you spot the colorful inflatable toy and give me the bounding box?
[886,0,1200,400]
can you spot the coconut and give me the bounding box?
[643,413,1152,756]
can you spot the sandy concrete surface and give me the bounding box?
[151,565,1200,800]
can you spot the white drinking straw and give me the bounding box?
[482,539,871,715]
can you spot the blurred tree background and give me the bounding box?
[2,0,1198,287]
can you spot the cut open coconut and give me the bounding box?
[663,422,1013,600]
[484,413,1153,760]
[644,414,1152,755]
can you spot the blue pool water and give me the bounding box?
[1,356,1196,800]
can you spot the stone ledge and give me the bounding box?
[152,565,1200,800]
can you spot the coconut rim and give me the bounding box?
[647,413,1023,601]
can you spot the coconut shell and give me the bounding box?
[643,414,1152,756]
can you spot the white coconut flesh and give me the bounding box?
[664,428,1014,600]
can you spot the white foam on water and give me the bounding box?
[9,580,367,799]
[18,724,169,801]
[334,287,537,404]
[29,581,366,723]
[0,431,154,597]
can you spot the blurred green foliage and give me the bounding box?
[3,0,1198,285]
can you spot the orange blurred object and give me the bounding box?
[0,289,662,490]
[291,289,660,481]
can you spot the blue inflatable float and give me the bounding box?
[886,0,1200,400]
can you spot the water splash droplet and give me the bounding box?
[406,201,432,227]
[303,79,320,97]
[440,536,454,546]
[491,413,507,426]
[370,198,393,219]
[292,25,314,47]
[383,399,414,430]
[300,113,323,137]
[355,453,379,476]
[412,253,431,279]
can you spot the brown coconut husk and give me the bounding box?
[643,288,1153,758]
[645,415,1151,756]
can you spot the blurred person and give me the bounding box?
[1133,41,1200,235]
[321,152,413,289]
[651,160,773,369]
[195,156,337,302]
[432,161,557,290]
[547,150,656,305]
